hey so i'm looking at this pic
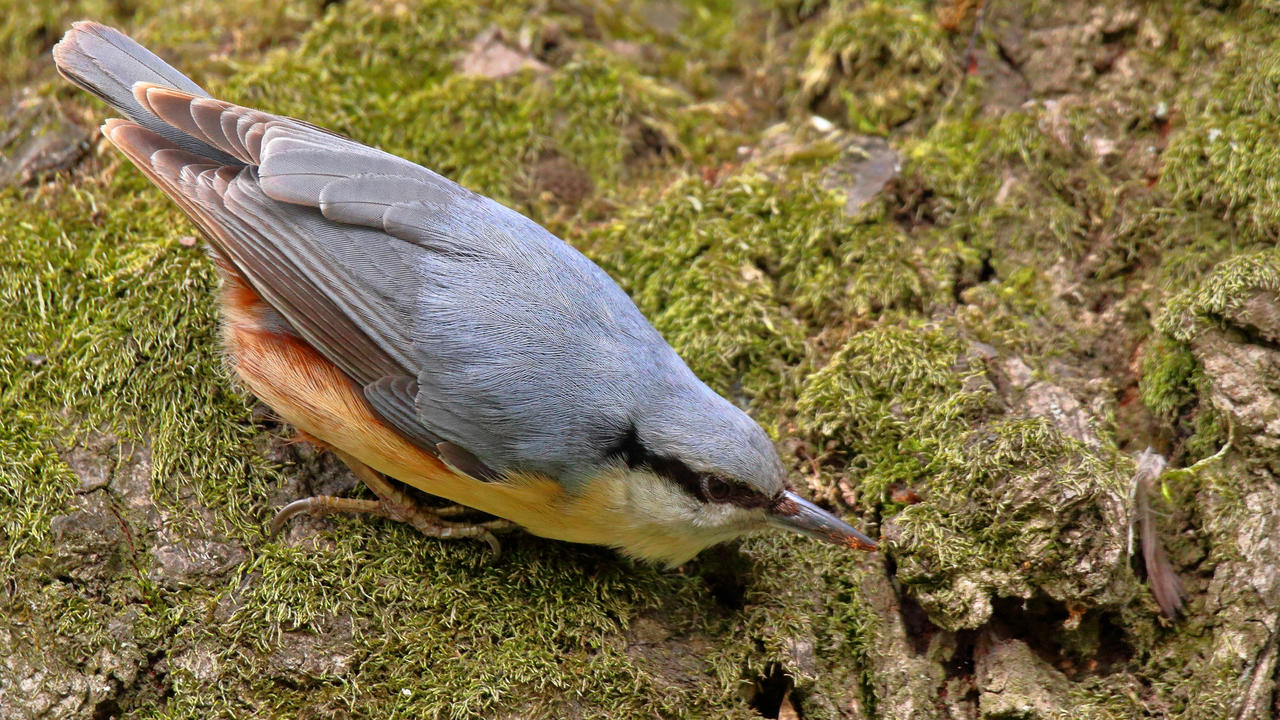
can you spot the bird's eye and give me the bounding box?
[702,475,734,502]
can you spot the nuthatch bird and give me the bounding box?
[53,22,877,565]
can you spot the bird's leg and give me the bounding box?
[430,503,515,528]
[270,448,515,554]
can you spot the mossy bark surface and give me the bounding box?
[2,1,1278,718]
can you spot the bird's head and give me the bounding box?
[600,379,878,566]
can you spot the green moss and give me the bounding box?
[199,541,689,718]
[796,318,1137,630]
[795,1,956,133]
[588,0,763,104]
[0,0,319,96]
[1158,248,1280,342]
[1138,335,1200,421]
[795,323,991,502]
[1161,16,1280,241]
[0,418,75,565]
[895,417,1120,561]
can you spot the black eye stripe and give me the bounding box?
[603,425,772,508]
[605,424,703,498]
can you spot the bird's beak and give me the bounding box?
[768,490,878,551]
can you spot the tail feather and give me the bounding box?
[53,21,241,165]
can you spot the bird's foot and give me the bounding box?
[270,449,516,555]
[431,503,515,525]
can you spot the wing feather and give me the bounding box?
[104,122,411,389]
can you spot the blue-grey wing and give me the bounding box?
[258,125,683,481]
[122,83,675,481]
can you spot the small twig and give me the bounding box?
[104,500,154,607]
[963,0,991,76]
[938,0,994,115]
[1159,415,1235,493]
